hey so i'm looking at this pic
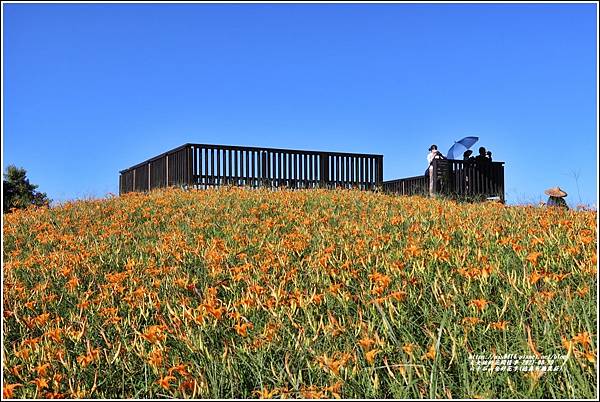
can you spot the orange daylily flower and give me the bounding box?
[402,343,416,356]
[253,387,278,399]
[156,375,177,390]
[3,383,22,399]
[179,378,197,392]
[34,363,51,377]
[525,252,542,266]
[561,336,573,351]
[572,332,592,350]
[45,328,62,343]
[30,377,49,391]
[576,286,590,297]
[529,271,543,285]
[316,353,351,376]
[148,349,163,368]
[141,325,167,344]
[76,348,100,367]
[490,321,508,331]
[358,337,375,351]
[365,349,380,365]
[462,317,483,326]
[234,321,254,337]
[421,344,436,361]
[168,363,190,377]
[468,299,489,312]
[33,313,51,327]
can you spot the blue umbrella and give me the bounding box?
[447,136,479,160]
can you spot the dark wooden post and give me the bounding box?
[319,153,329,188]
[261,151,267,187]
[187,145,193,189]
[499,163,505,203]
[376,156,383,186]
[318,154,324,187]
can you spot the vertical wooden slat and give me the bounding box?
[291,154,295,187]
[369,157,374,188]
[337,156,341,187]
[245,150,249,187]
[203,148,207,187]
[279,152,282,187]
[310,154,314,188]
[238,149,242,185]
[357,157,361,189]
[332,155,336,186]
[220,148,223,186]
[282,153,287,187]
[297,153,302,188]
[337,156,346,187]
[268,151,272,185]
[371,157,375,188]
[225,149,230,184]
[199,148,202,187]
[365,157,369,189]
[233,149,236,185]
[361,157,365,189]
[349,156,354,187]
[278,152,283,188]
[250,151,254,187]
[260,151,266,186]
[208,148,213,186]
[318,153,324,187]
[271,151,275,186]
[314,154,318,187]
[300,154,304,188]
[186,146,191,188]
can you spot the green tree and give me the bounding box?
[3,165,50,212]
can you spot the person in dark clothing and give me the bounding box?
[474,147,489,165]
[462,150,474,192]
[544,187,569,209]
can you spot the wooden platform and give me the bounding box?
[119,143,504,201]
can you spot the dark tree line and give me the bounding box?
[3,165,50,212]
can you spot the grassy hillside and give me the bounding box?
[2,187,597,398]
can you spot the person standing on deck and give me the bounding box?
[427,145,445,197]
[474,147,490,165]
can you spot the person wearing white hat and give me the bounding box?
[545,187,568,209]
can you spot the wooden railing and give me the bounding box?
[382,159,505,201]
[119,143,384,194]
[381,175,429,196]
[444,159,504,200]
[119,144,504,201]
[119,144,192,195]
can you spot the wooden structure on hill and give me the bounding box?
[381,159,505,201]
[119,143,383,193]
[119,143,504,201]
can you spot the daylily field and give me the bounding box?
[2,187,597,398]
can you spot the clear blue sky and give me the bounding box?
[3,3,598,206]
